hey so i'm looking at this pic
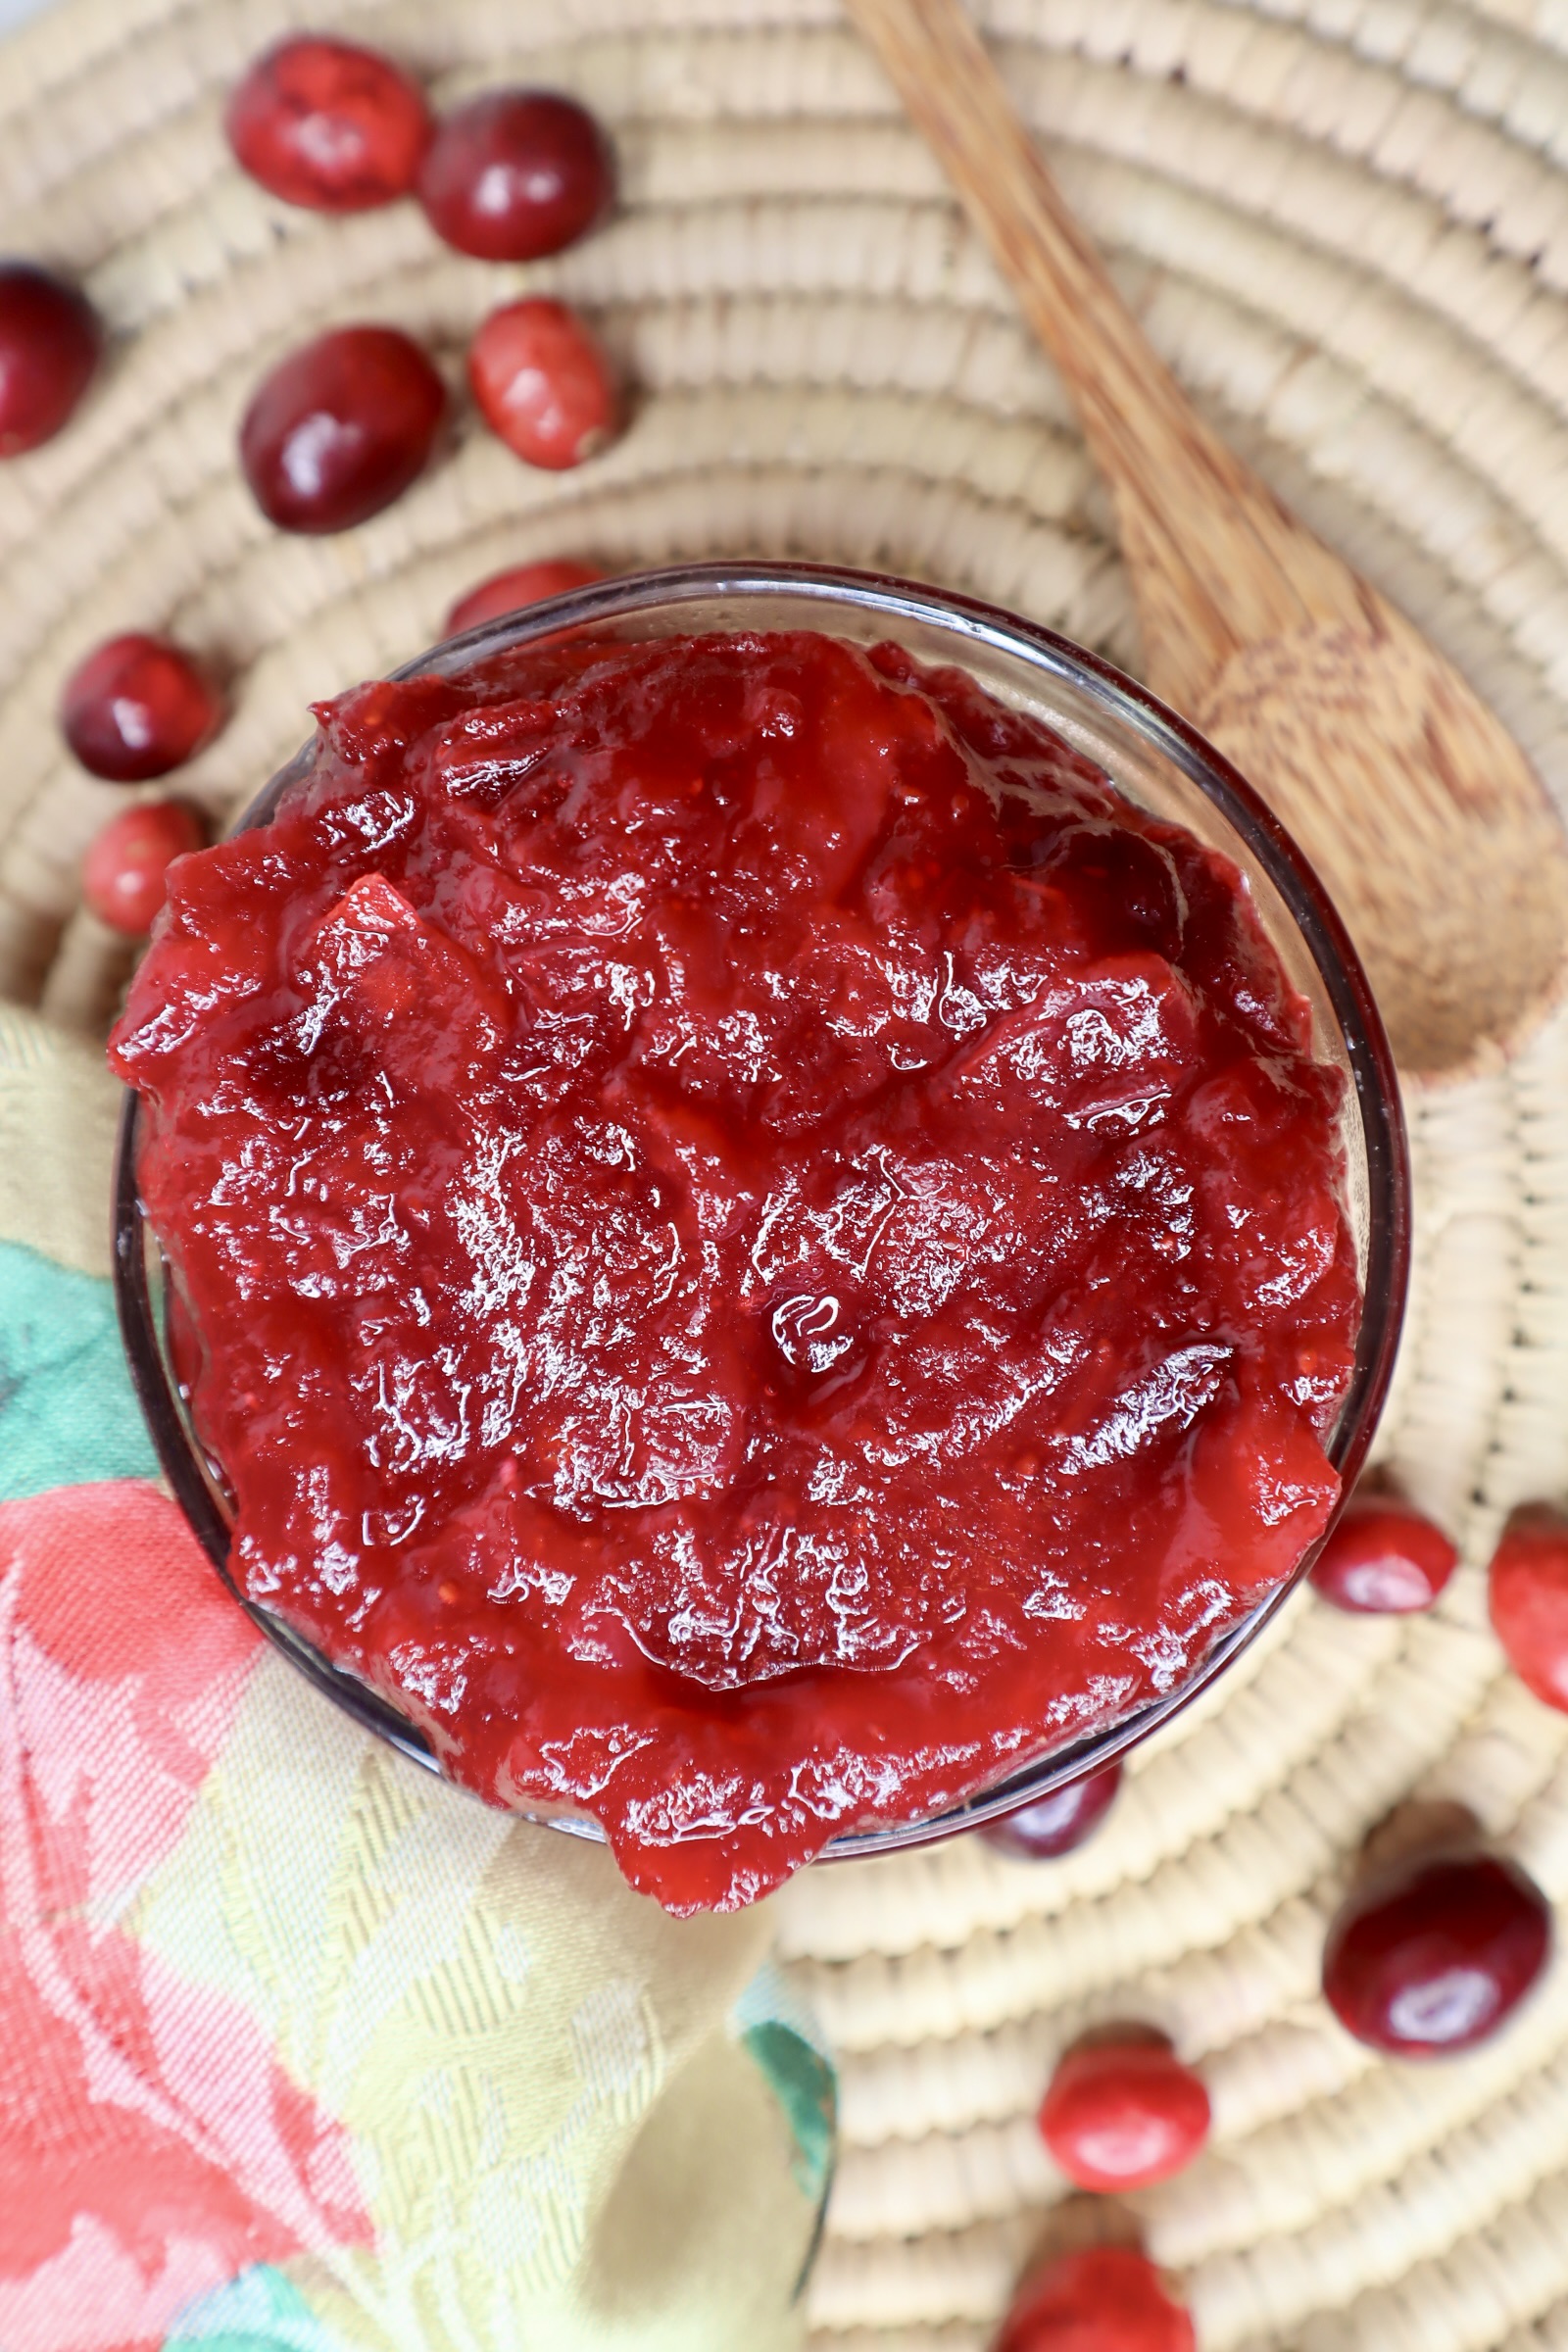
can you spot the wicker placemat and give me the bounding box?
[4,1,1568,2345]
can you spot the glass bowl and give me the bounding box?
[113,560,1410,1857]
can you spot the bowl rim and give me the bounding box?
[112,557,1410,1856]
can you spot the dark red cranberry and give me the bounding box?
[999,2247,1196,2352]
[417,90,614,261]
[82,800,204,935]
[467,299,616,471]
[225,35,432,213]
[240,325,445,533]
[980,1763,1122,1860]
[1310,1490,1458,1613]
[1490,1504,1568,1710]
[1323,1846,1550,2055]
[61,635,222,782]
[1039,2039,1210,2191]
[446,557,604,636]
[0,264,101,458]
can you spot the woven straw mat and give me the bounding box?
[4,0,1568,2345]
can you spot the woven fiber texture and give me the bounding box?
[3,0,1568,2347]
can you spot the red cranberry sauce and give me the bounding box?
[110,631,1360,1913]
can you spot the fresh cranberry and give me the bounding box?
[1039,2039,1210,2191]
[417,90,614,261]
[446,557,604,636]
[999,2247,1196,2352]
[61,635,222,782]
[82,800,204,935]
[1323,1846,1550,2055]
[1309,1490,1458,1613]
[0,264,101,458]
[225,35,432,213]
[1490,1504,1568,1710]
[981,1762,1122,1859]
[240,325,445,533]
[468,299,616,471]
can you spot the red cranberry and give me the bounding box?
[1309,1490,1458,1613]
[468,300,616,471]
[999,2247,1196,2352]
[981,1763,1122,1860]
[0,264,101,458]
[1323,1846,1550,2055]
[225,35,432,213]
[61,635,222,782]
[446,557,604,636]
[240,325,445,533]
[1039,2039,1210,2191]
[418,90,614,261]
[1490,1504,1568,1710]
[82,800,204,935]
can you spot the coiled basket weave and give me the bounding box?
[4,0,1568,2344]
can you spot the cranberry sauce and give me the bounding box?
[111,631,1359,1911]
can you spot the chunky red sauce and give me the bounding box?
[112,630,1359,1912]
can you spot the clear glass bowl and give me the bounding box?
[113,561,1410,1857]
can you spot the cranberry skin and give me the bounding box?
[0,264,101,458]
[468,300,616,471]
[1323,1847,1551,2056]
[61,635,222,782]
[1490,1505,1568,1710]
[1310,1492,1458,1614]
[82,800,204,935]
[999,2248,1196,2352]
[225,36,432,213]
[446,557,604,636]
[418,90,614,261]
[240,326,446,533]
[1039,2040,1210,2191]
[981,1763,1122,1860]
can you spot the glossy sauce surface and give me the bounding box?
[112,630,1359,1911]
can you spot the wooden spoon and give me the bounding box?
[845,0,1568,1081]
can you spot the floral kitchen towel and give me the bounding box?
[0,1004,832,2352]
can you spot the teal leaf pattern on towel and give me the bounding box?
[164,2263,347,2352]
[742,2020,837,2204]
[0,1239,157,1499]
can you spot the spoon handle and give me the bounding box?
[843,0,1343,687]
[847,0,1568,1081]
